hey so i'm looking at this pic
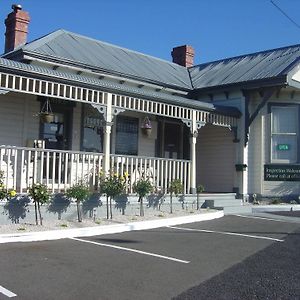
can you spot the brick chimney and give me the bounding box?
[4,4,30,53]
[171,45,195,67]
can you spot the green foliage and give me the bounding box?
[133,178,153,217]
[0,188,7,200]
[133,178,153,198]
[168,179,183,196]
[270,198,282,205]
[197,184,205,194]
[0,170,4,186]
[28,183,50,225]
[66,182,90,222]
[0,170,7,200]
[100,173,125,199]
[66,183,90,202]
[28,183,50,204]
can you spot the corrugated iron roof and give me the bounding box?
[189,44,300,90]
[0,57,223,112]
[5,30,300,93]
[14,30,193,90]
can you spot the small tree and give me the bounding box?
[196,184,205,210]
[168,179,183,214]
[100,173,125,219]
[133,178,153,216]
[66,182,90,222]
[28,183,50,225]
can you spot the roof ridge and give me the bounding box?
[25,29,188,71]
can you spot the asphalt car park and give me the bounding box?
[0,214,299,300]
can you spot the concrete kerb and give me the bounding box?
[0,210,224,244]
[252,204,300,213]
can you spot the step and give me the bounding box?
[198,193,237,201]
[205,199,241,209]
[223,205,253,215]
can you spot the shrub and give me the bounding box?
[196,184,205,210]
[197,184,205,194]
[168,179,183,214]
[270,198,281,205]
[28,183,50,225]
[133,178,153,216]
[100,173,125,219]
[66,183,90,222]
[0,170,7,200]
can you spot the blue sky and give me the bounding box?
[1,0,300,65]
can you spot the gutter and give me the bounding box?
[189,75,288,97]
[0,58,217,112]
[10,50,193,92]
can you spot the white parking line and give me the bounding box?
[168,226,284,242]
[70,237,190,264]
[233,214,296,223]
[0,285,17,298]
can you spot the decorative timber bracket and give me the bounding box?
[243,87,276,146]
[217,124,239,143]
[91,103,125,123]
[91,103,106,117]
[182,119,206,137]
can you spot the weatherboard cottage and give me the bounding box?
[0,5,300,205]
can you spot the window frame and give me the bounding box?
[269,103,299,164]
[115,115,139,156]
[80,104,104,153]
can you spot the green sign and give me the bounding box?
[264,164,300,181]
[277,144,290,151]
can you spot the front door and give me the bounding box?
[164,123,181,159]
[158,120,190,159]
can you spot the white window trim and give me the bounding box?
[270,105,298,164]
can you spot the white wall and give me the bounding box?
[252,89,300,196]
[247,97,264,195]
[0,92,39,147]
[196,124,236,192]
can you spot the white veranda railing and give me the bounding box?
[0,146,191,194]
[110,154,190,194]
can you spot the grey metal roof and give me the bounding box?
[189,44,300,90]
[8,29,193,90]
[0,57,222,112]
